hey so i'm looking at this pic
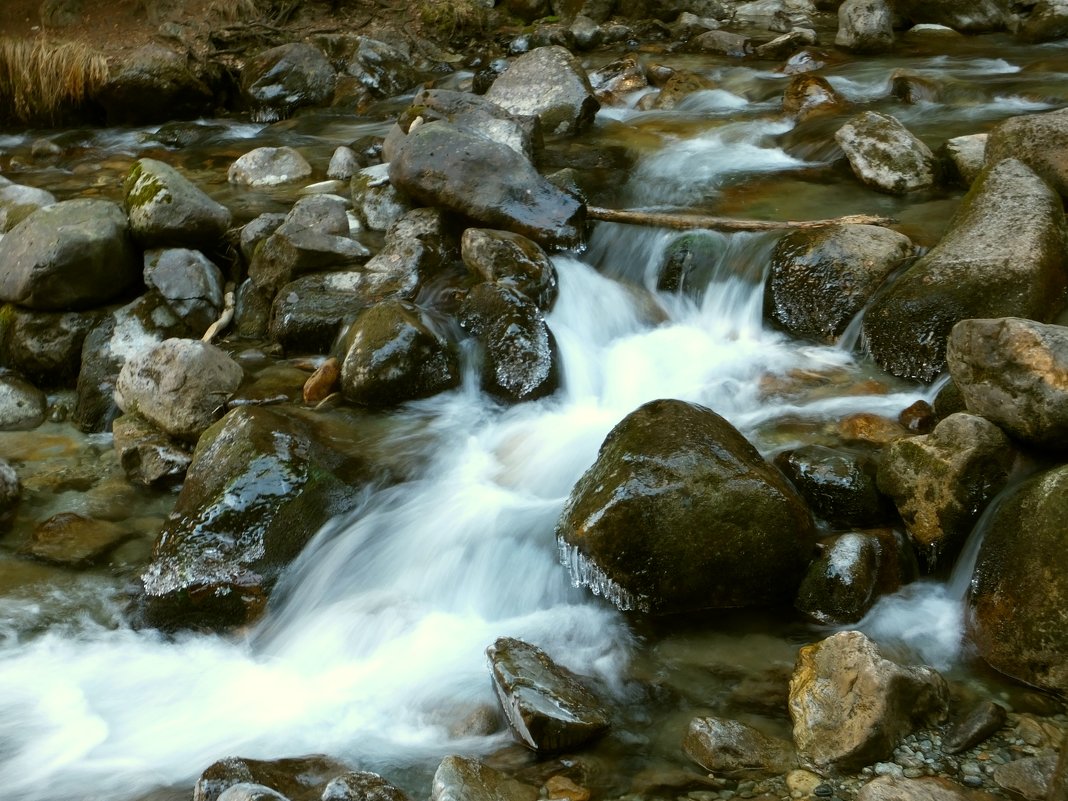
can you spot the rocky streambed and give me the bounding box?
[2,1,1068,801]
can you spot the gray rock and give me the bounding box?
[863,159,1068,381]
[857,776,991,801]
[835,112,937,194]
[431,756,538,801]
[327,146,360,181]
[112,413,193,487]
[340,37,418,103]
[941,134,987,186]
[241,42,335,122]
[0,182,54,233]
[357,207,454,304]
[942,700,1007,754]
[755,29,818,59]
[1018,0,1068,42]
[193,755,354,801]
[143,248,225,336]
[240,213,287,265]
[124,158,232,250]
[684,717,796,775]
[789,630,948,773]
[835,0,894,51]
[0,199,139,311]
[95,43,216,125]
[0,458,19,531]
[985,108,1068,198]
[994,756,1059,801]
[485,46,599,136]
[461,228,557,310]
[893,0,1010,32]
[570,14,603,49]
[0,305,101,387]
[487,637,609,752]
[350,164,413,233]
[692,30,753,57]
[774,445,891,528]
[115,337,243,441]
[22,512,134,567]
[0,372,47,431]
[228,147,313,188]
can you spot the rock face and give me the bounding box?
[835,0,894,52]
[0,199,139,311]
[143,248,226,336]
[894,0,1010,32]
[789,631,949,773]
[485,46,599,135]
[877,413,1014,568]
[556,399,816,614]
[487,637,609,752]
[985,108,1068,201]
[241,42,335,121]
[228,146,313,188]
[835,112,937,194]
[389,122,585,249]
[431,756,538,801]
[863,159,1068,381]
[684,717,796,776]
[124,158,232,250]
[968,464,1068,693]
[947,318,1068,449]
[764,224,914,343]
[461,228,558,310]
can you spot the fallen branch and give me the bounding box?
[202,283,236,345]
[587,207,896,232]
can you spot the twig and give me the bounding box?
[202,283,236,344]
[587,206,897,232]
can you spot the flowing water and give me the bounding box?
[2,30,1068,801]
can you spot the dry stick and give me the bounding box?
[202,284,237,344]
[587,206,896,232]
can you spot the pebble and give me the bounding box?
[814,785,833,797]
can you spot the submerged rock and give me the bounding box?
[684,717,796,776]
[431,756,538,801]
[656,232,722,296]
[835,112,937,194]
[123,158,232,250]
[485,46,599,136]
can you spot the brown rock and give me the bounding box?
[23,512,134,566]
[303,358,340,405]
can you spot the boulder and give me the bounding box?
[143,248,225,336]
[985,108,1068,198]
[239,213,287,264]
[112,413,193,487]
[755,30,819,60]
[95,43,216,125]
[269,272,370,354]
[1018,0,1068,43]
[338,300,461,407]
[193,755,355,801]
[0,372,46,431]
[835,0,894,52]
[941,134,987,186]
[338,37,419,106]
[0,458,19,531]
[241,42,335,121]
[835,112,937,194]
[773,445,891,528]
[968,463,1068,693]
[487,637,609,752]
[588,56,648,106]
[893,0,1010,32]
[0,199,139,311]
[782,74,845,119]
[863,159,1068,381]
[321,772,410,801]
[123,158,232,250]
[389,121,585,249]
[327,146,360,181]
[0,304,101,387]
[461,228,558,310]
[0,182,54,232]
[485,46,599,136]
[994,756,1059,801]
[691,30,753,56]
[556,398,816,614]
[228,147,313,188]
[431,756,538,801]
[215,784,288,801]
[942,700,1007,754]
[22,512,134,567]
[789,630,948,773]
[684,717,796,776]
[764,224,914,343]
[357,208,455,304]
[350,164,413,232]
[857,777,996,801]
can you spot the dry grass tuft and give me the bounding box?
[0,37,108,124]
[416,0,487,43]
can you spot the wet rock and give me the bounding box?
[0,372,47,431]
[1018,0,1068,43]
[941,134,987,187]
[773,445,889,528]
[241,43,335,121]
[835,111,937,194]
[835,0,893,52]
[764,224,914,343]
[942,700,1008,754]
[124,158,232,251]
[485,46,599,136]
[947,317,1068,449]
[339,37,419,106]
[268,271,371,354]
[23,512,134,567]
[487,637,609,752]
[556,398,816,614]
[899,400,935,434]
[461,228,557,310]
[112,412,192,487]
[891,72,942,105]
[863,159,1068,381]
[350,164,413,233]
[0,182,54,232]
[877,413,1014,569]
[755,29,818,60]
[994,756,1059,801]
[115,338,243,442]
[143,248,225,336]
[684,717,796,776]
[894,0,1010,32]
[96,43,216,125]
[795,532,888,625]
[431,756,539,801]
[789,630,949,773]
[302,358,339,405]
[0,199,139,311]
[985,108,1068,198]
[0,305,101,388]
[968,463,1068,693]
[338,300,460,407]
[656,232,723,296]
[588,56,647,106]
[358,207,455,304]
[692,30,753,57]
[1049,745,1068,801]
[389,121,585,249]
[228,146,313,188]
[782,74,845,119]
[193,754,354,801]
[856,776,995,801]
[838,412,910,446]
[0,458,19,531]
[240,213,287,265]
[216,784,289,801]
[321,771,410,801]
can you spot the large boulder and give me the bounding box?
[947,317,1068,449]
[95,43,216,125]
[0,304,101,387]
[684,717,796,776]
[893,0,1010,32]
[835,0,894,52]
[556,399,816,614]
[228,147,313,188]
[967,464,1068,693]
[984,108,1068,198]
[484,46,599,136]
[835,112,937,194]
[123,158,232,250]
[143,248,225,336]
[0,199,139,311]
[863,159,1068,381]
[461,228,558,310]
[241,42,335,121]
[1018,0,1068,43]
[789,630,949,773]
[389,121,585,249]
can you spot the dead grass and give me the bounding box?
[0,37,108,124]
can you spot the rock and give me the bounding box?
[893,0,1010,32]
[357,208,455,304]
[994,756,1059,801]
[115,338,243,442]
[321,771,410,801]
[228,147,313,188]
[942,700,1008,754]
[389,121,585,249]
[338,300,460,407]
[95,43,216,125]
[692,30,753,57]
[112,413,192,487]
[755,30,818,60]
[0,199,139,311]
[350,164,413,233]
[863,159,1068,381]
[193,755,354,801]
[683,717,796,776]
[789,630,949,773]
[947,317,1068,449]
[143,248,225,336]
[899,400,935,434]
[764,224,914,343]
[241,42,335,121]
[0,182,54,232]
[835,111,937,194]
[556,398,816,614]
[216,784,289,801]
[0,305,101,387]
[22,512,134,567]
[877,413,1014,568]
[773,445,891,528]
[968,463,1068,693]
[460,284,559,403]
[431,756,539,801]
[985,108,1068,198]
[1018,0,1068,43]
[240,213,287,264]
[941,134,987,186]
[461,228,558,310]
[487,637,609,752]
[656,232,722,296]
[1049,745,1068,801]
[782,74,845,119]
[588,56,647,106]
[643,68,713,110]
[0,372,47,431]
[123,158,232,250]
[327,147,360,181]
[857,776,997,801]
[268,272,369,354]
[302,358,339,405]
[339,37,419,105]
[835,0,893,52]
[795,532,899,625]
[0,458,21,531]
[891,72,942,105]
[485,46,599,136]
[838,412,910,446]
